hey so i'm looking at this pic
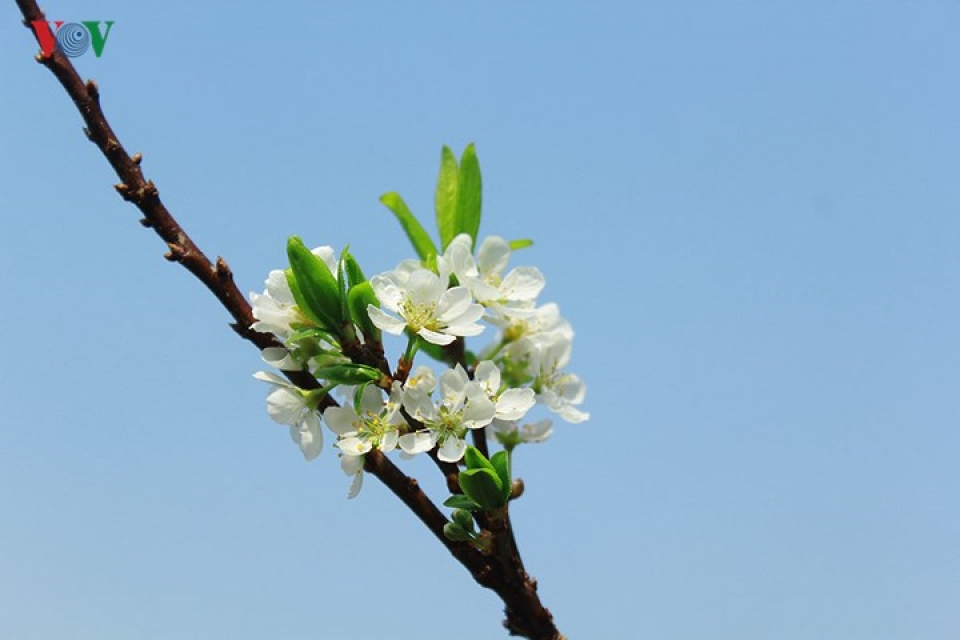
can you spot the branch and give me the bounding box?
[14,3,564,637]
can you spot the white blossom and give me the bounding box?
[323,384,405,456]
[444,233,544,316]
[399,365,496,462]
[253,371,324,460]
[525,332,590,423]
[250,246,338,341]
[366,261,484,346]
[490,418,554,445]
[473,360,535,421]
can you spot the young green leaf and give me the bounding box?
[347,281,381,342]
[508,238,534,251]
[435,146,460,249]
[457,143,482,248]
[459,467,507,510]
[490,450,512,502]
[380,192,438,263]
[443,494,481,511]
[464,445,497,474]
[342,251,367,290]
[287,236,342,331]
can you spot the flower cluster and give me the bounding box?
[248,145,588,498]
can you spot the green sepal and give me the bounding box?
[490,450,512,502]
[443,494,481,511]
[458,467,506,510]
[457,143,482,249]
[312,363,382,386]
[435,146,460,249]
[286,237,342,331]
[380,192,438,266]
[509,238,534,251]
[347,281,381,341]
[443,522,472,542]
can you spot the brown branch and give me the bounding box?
[14,3,563,638]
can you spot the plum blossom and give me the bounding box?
[323,383,405,456]
[253,371,325,460]
[399,365,496,462]
[250,246,338,341]
[524,332,590,424]
[367,260,484,346]
[444,234,544,316]
[490,418,554,447]
[473,360,536,421]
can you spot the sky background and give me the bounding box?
[2,2,959,639]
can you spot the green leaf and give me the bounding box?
[337,249,350,331]
[435,146,460,249]
[464,445,497,474]
[380,192,438,264]
[443,494,481,511]
[456,143,482,248]
[509,238,534,251]
[287,237,342,331]
[490,450,512,502]
[459,468,506,510]
[347,281,381,341]
[342,251,367,290]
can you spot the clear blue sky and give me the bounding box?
[2,2,959,639]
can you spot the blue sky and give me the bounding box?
[2,2,959,639]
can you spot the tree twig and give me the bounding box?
[14,3,563,637]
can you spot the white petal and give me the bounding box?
[261,348,302,371]
[501,267,545,301]
[437,436,467,462]
[346,470,363,499]
[402,387,438,422]
[398,431,436,455]
[406,269,444,305]
[477,236,510,277]
[380,430,400,452]
[338,436,372,456]
[418,327,456,345]
[266,387,306,425]
[254,370,289,386]
[323,406,360,436]
[369,275,404,311]
[474,361,501,396]
[495,388,536,421]
[406,366,437,393]
[435,286,473,323]
[341,454,365,475]
[462,388,496,428]
[295,413,323,460]
[367,306,407,335]
[521,419,554,443]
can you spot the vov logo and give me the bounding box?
[29,21,115,58]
